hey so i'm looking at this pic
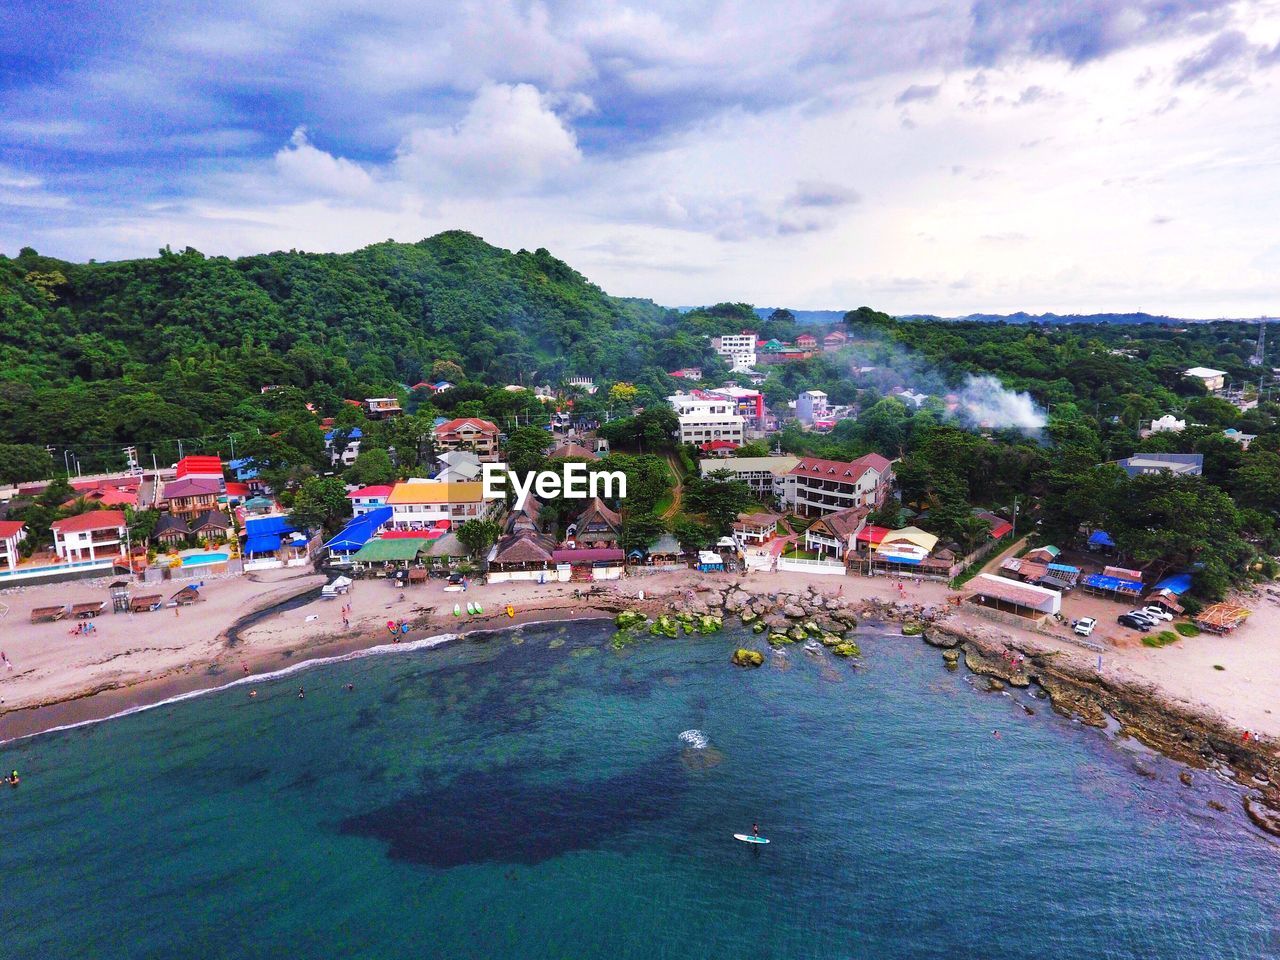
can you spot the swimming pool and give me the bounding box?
[180,552,229,567]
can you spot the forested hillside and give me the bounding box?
[0,231,685,448]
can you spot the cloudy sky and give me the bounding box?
[2,0,1279,316]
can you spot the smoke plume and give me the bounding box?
[955,374,1046,432]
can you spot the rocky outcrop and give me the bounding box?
[731,648,764,668]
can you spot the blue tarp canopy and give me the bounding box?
[324,506,392,552]
[1088,530,1115,548]
[1082,573,1142,592]
[324,427,363,442]
[244,534,282,554]
[1047,563,1080,573]
[1154,572,1193,595]
[245,515,295,537]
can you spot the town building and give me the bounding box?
[51,510,128,562]
[1113,453,1204,477]
[712,331,757,369]
[668,367,703,380]
[567,376,597,394]
[434,450,485,482]
[788,454,894,517]
[1222,428,1258,449]
[795,333,817,350]
[823,330,848,351]
[0,520,26,572]
[174,455,224,482]
[325,427,362,467]
[346,484,394,516]
[1183,367,1227,393]
[433,418,500,462]
[669,393,746,446]
[796,389,829,425]
[1148,414,1186,434]
[699,455,799,500]
[363,397,403,419]
[152,513,190,545]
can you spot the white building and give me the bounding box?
[325,427,362,467]
[669,393,747,446]
[1184,367,1227,393]
[712,331,757,370]
[700,455,799,499]
[51,510,128,562]
[346,485,393,516]
[796,389,829,424]
[0,520,26,571]
[788,455,894,517]
[1150,414,1186,433]
[386,480,495,530]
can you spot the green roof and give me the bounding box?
[351,538,430,562]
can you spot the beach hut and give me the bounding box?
[350,537,430,574]
[552,547,626,581]
[1194,602,1250,634]
[130,594,163,613]
[171,584,204,606]
[1024,545,1060,564]
[31,604,68,624]
[321,576,353,599]
[964,574,1061,622]
[71,600,106,619]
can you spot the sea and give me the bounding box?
[1,620,1276,960]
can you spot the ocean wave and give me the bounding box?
[678,729,709,750]
[1,631,460,746]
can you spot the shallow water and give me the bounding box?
[1,621,1277,959]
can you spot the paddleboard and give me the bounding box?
[443,585,463,593]
[453,604,461,617]
[733,834,769,844]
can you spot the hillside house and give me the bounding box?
[162,477,223,519]
[0,520,26,572]
[363,397,403,419]
[347,484,394,516]
[567,498,622,549]
[433,418,500,462]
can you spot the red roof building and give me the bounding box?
[0,519,26,573]
[175,455,224,480]
[433,418,500,462]
[51,510,129,562]
[788,454,894,518]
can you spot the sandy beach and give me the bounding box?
[2,565,1279,747]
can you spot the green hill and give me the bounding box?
[0,231,681,447]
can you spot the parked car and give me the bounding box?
[1072,617,1097,637]
[1126,610,1161,626]
[1118,614,1151,630]
[1140,606,1173,622]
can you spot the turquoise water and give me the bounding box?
[1,621,1277,959]
[180,552,229,567]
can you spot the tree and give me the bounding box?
[672,517,713,552]
[430,359,466,383]
[684,470,752,536]
[457,518,501,560]
[288,476,351,534]
[608,382,638,406]
[620,511,667,554]
[345,448,396,487]
[506,425,553,475]
[0,444,54,484]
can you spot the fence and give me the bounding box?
[776,556,846,576]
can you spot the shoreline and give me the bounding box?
[2,570,1277,834]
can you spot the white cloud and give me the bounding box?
[274,127,376,197]
[394,83,582,191]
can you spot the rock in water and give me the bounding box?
[831,641,861,658]
[614,610,647,630]
[731,648,765,668]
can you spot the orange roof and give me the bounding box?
[0,520,25,538]
[51,510,127,533]
[387,481,486,504]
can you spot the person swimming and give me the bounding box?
[6,769,18,787]
[297,687,305,700]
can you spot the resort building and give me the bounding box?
[325,427,362,467]
[0,520,26,572]
[433,417,500,462]
[174,455,224,482]
[434,450,485,482]
[567,498,622,549]
[823,330,848,351]
[152,513,190,546]
[51,510,128,562]
[964,574,1062,624]
[347,484,394,516]
[787,454,894,517]
[803,506,867,559]
[487,530,559,583]
[732,512,780,547]
[699,455,799,500]
[1148,414,1186,434]
[386,480,494,530]
[162,477,223,519]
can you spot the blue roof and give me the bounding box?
[1088,530,1115,548]
[324,506,392,552]
[325,427,363,442]
[1082,573,1142,592]
[244,534,282,554]
[1155,572,1193,595]
[1047,563,1080,573]
[245,515,296,538]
